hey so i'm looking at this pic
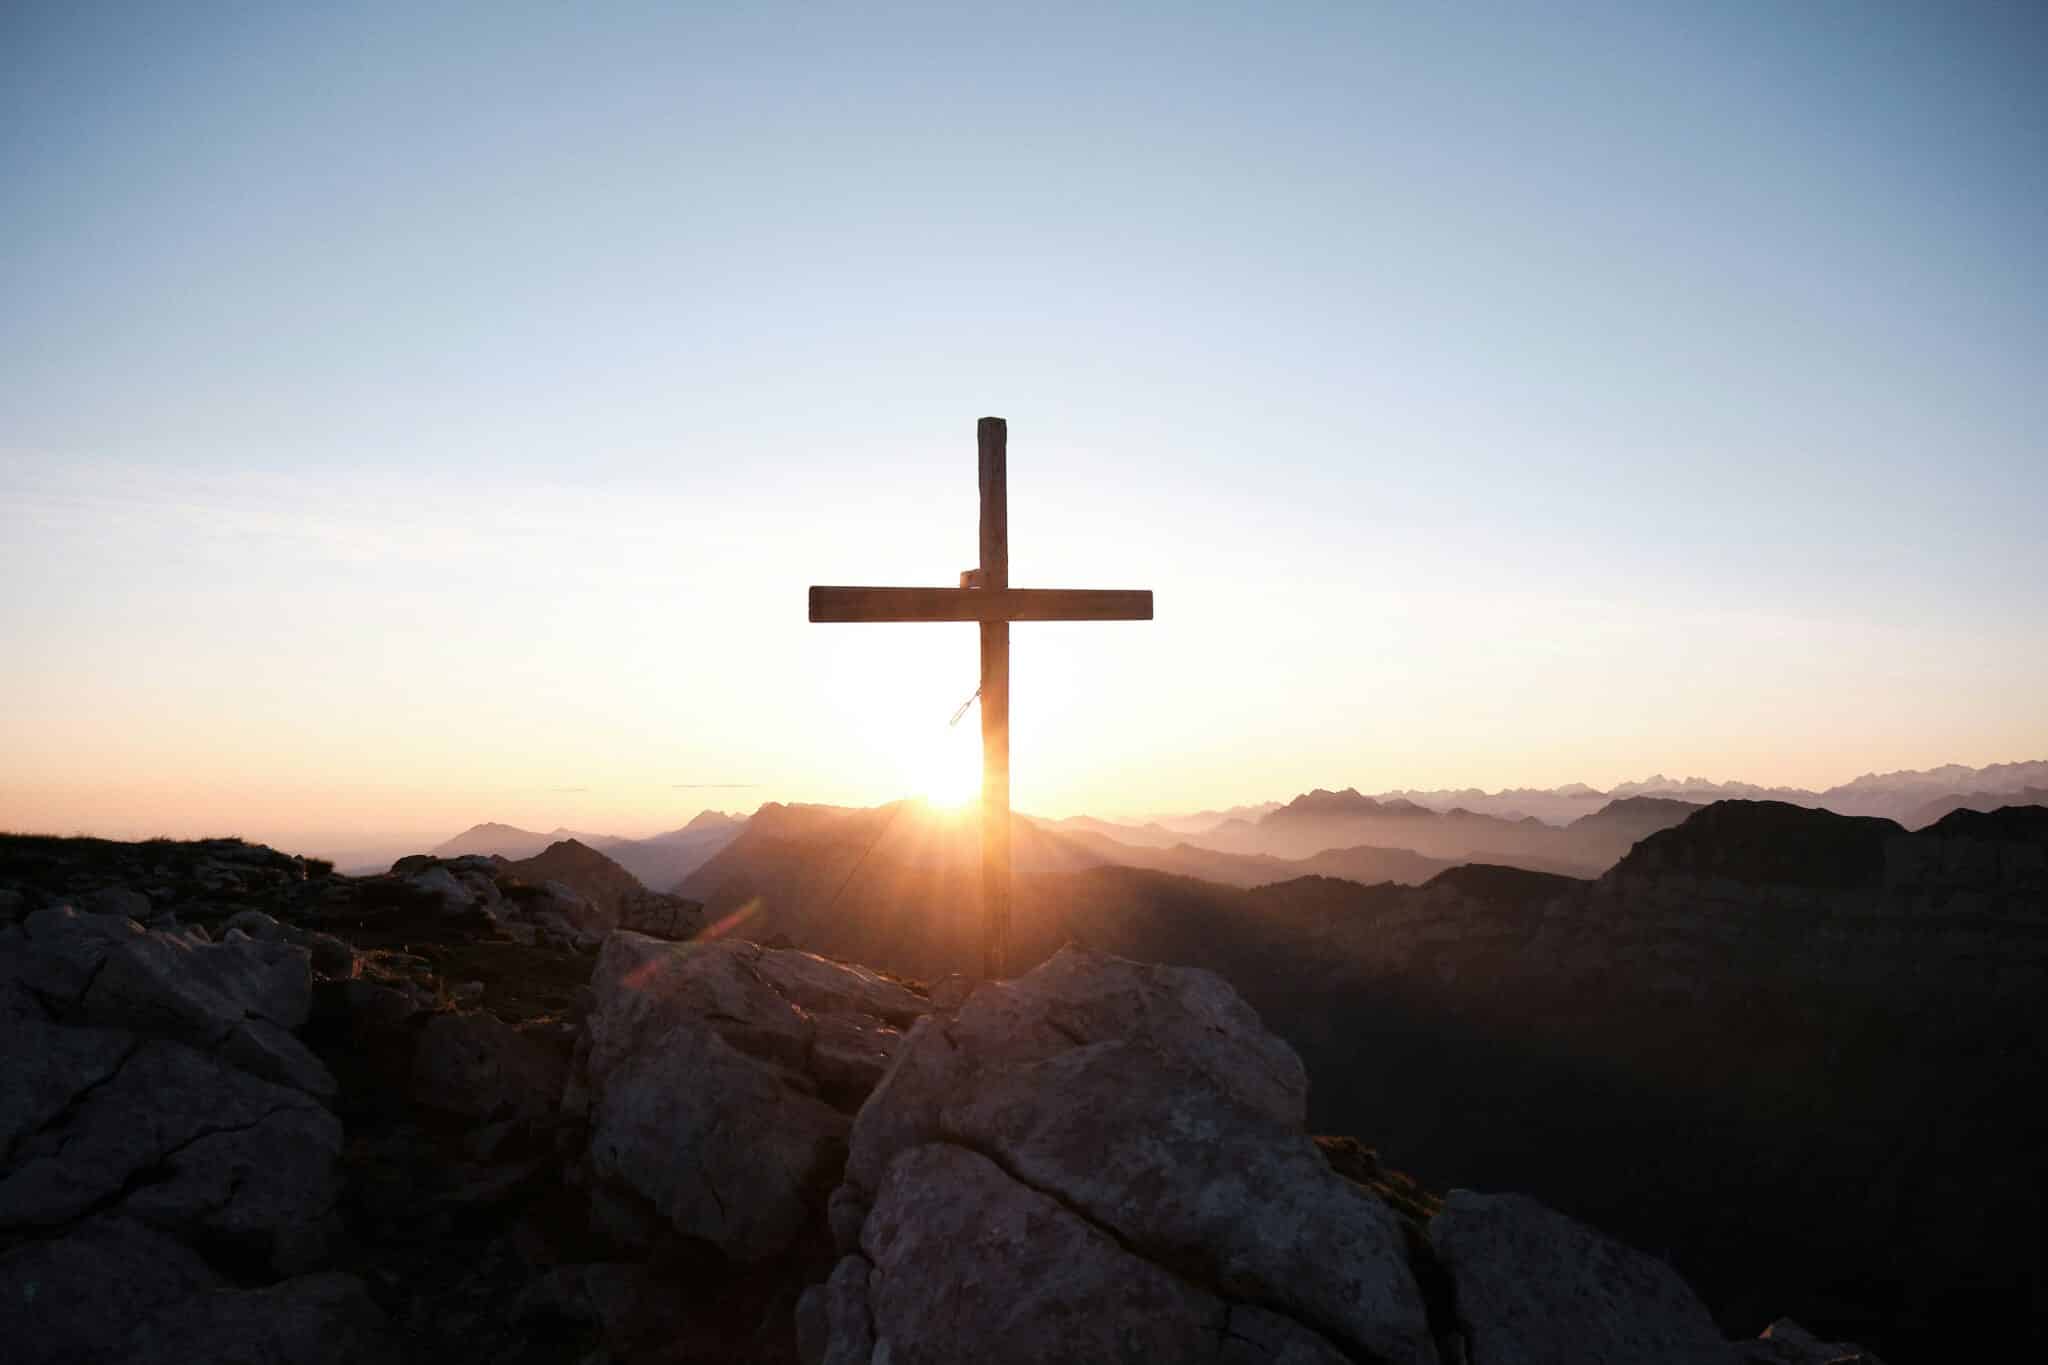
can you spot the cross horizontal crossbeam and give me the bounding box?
[809,586,1153,623]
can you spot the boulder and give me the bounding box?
[301,931,357,979]
[0,1036,342,1274]
[87,885,153,919]
[795,1254,875,1365]
[845,945,1307,1198]
[937,1039,1433,1364]
[1429,1189,1725,1365]
[617,891,703,940]
[0,1214,224,1365]
[817,947,1430,1365]
[1219,1305,1358,1365]
[860,1142,1233,1363]
[412,1010,567,1121]
[17,905,145,1004]
[66,923,332,1095]
[537,878,610,932]
[225,908,288,941]
[752,946,928,1026]
[221,1015,340,1098]
[120,1271,399,1365]
[588,1016,849,1260]
[575,933,929,1262]
[408,866,475,912]
[85,928,312,1035]
[0,1019,135,1159]
[809,1012,906,1101]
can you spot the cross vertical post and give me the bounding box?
[977,417,1011,979]
[807,417,1151,981]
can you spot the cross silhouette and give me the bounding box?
[808,417,1154,978]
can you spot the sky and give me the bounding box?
[3,1,2044,859]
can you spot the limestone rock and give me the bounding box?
[936,1038,1434,1364]
[826,1184,869,1255]
[537,878,610,932]
[0,1036,342,1273]
[617,891,703,940]
[0,1214,224,1365]
[1220,1305,1358,1365]
[0,1019,135,1159]
[575,932,928,1262]
[588,1019,848,1261]
[809,1011,907,1101]
[87,885,153,919]
[795,1253,875,1365]
[846,945,1307,1198]
[85,927,312,1036]
[1429,1189,1724,1365]
[752,946,928,1026]
[408,865,476,912]
[221,1015,340,1098]
[819,947,1424,1365]
[17,905,145,1004]
[583,934,812,1087]
[861,1142,1232,1364]
[226,908,289,940]
[120,1271,399,1365]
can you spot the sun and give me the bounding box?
[918,724,984,809]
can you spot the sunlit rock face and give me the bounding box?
[813,945,1438,1365]
[570,931,930,1263]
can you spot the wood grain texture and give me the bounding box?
[978,418,1011,980]
[808,586,1153,622]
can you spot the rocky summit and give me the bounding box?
[3,832,1887,1363]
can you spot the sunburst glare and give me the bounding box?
[918,715,983,810]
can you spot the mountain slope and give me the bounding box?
[1192,789,1696,874]
[601,821,748,892]
[1047,824,1456,888]
[500,837,648,912]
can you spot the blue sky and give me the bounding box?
[3,2,2043,851]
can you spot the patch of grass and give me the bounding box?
[1315,1135,1444,1223]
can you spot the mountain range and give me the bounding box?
[430,810,744,890]
[1099,758,2048,830]
[429,756,2048,901]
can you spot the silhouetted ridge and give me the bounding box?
[681,808,742,831]
[1421,862,1587,904]
[1924,803,2048,843]
[502,837,646,910]
[1569,795,1702,827]
[1612,799,1900,890]
[1269,787,1378,818]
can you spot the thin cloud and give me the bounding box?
[671,783,760,789]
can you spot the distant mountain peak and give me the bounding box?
[683,809,742,831]
[1272,788,1378,819]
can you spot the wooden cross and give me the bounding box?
[809,417,1154,979]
